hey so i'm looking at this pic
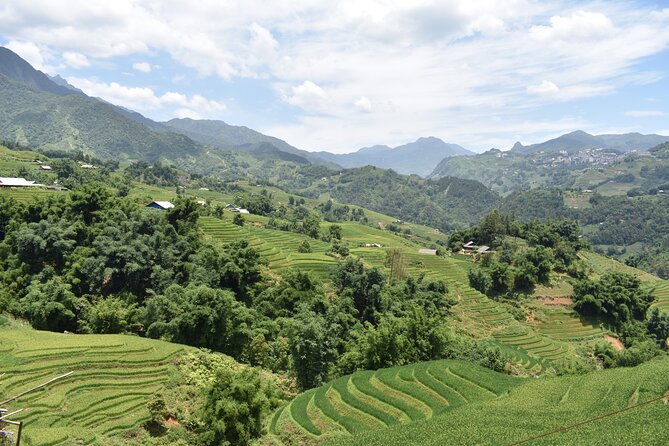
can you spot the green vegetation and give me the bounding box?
[324,357,669,446]
[0,324,187,444]
[270,360,522,443]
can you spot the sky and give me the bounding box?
[1,0,669,153]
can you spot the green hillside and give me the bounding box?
[270,357,669,446]
[0,324,189,445]
[269,360,523,443]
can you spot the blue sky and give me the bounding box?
[1,0,668,153]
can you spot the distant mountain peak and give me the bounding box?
[0,46,81,96]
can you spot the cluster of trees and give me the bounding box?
[449,212,588,297]
[0,185,509,393]
[292,166,501,232]
[125,160,183,187]
[572,272,669,368]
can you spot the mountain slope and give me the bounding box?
[299,166,500,230]
[314,136,474,176]
[0,47,82,97]
[511,130,669,154]
[0,74,205,161]
[163,117,333,166]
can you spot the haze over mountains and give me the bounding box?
[1,45,668,179]
[313,137,473,176]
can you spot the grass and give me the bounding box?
[321,357,669,446]
[0,325,189,445]
[269,360,523,442]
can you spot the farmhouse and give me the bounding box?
[477,246,492,254]
[40,165,53,170]
[146,201,175,210]
[228,206,250,214]
[80,164,95,169]
[0,177,43,187]
[364,243,383,248]
[418,248,437,255]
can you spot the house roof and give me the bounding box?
[476,246,491,253]
[463,241,475,248]
[149,201,175,209]
[40,165,53,170]
[418,248,438,255]
[0,177,38,187]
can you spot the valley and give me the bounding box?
[0,32,667,446]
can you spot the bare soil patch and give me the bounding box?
[537,296,573,306]
[165,416,181,427]
[605,335,624,351]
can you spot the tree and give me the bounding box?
[167,196,200,234]
[19,277,81,332]
[573,273,654,327]
[332,259,385,323]
[468,268,491,294]
[233,213,245,226]
[328,224,343,240]
[144,285,255,357]
[200,366,277,446]
[289,310,338,389]
[85,296,137,334]
[297,239,312,253]
[647,307,669,347]
[302,213,321,239]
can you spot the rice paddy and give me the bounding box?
[0,325,188,445]
[269,360,523,443]
[325,356,669,446]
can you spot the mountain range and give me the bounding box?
[313,137,473,176]
[510,130,668,154]
[1,45,668,179]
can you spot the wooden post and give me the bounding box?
[15,422,22,446]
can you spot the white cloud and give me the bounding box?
[624,110,666,118]
[1,1,669,151]
[5,40,47,71]
[62,51,89,68]
[285,81,328,111]
[67,77,226,116]
[530,10,615,41]
[354,96,372,113]
[527,80,560,95]
[132,62,152,73]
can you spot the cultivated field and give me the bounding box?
[269,360,523,444]
[0,324,188,445]
[319,357,669,446]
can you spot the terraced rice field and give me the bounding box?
[535,311,605,341]
[492,325,572,363]
[330,357,669,446]
[0,326,188,445]
[648,280,669,314]
[269,360,522,443]
[353,247,568,367]
[0,188,65,202]
[579,251,656,282]
[200,216,337,278]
